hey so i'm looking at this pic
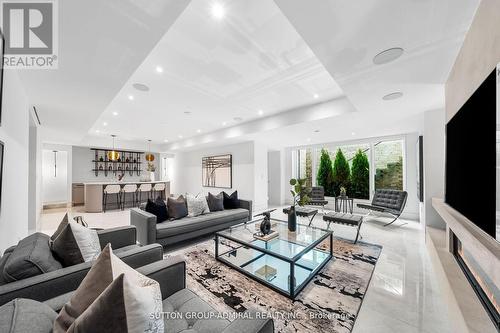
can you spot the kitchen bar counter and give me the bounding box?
[83,181,170,213]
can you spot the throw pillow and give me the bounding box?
[50,212,69,241]
[167,195,188,220]
[53,244,163,333]
[223,190,239,209]
[51,222,101,267]
[207,192,224,212]
[145,197,168,223]
[186,194,210,217]
[3,233,62,283]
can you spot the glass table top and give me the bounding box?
[217,218,331,260]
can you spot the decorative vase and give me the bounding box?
[288,206,297,232]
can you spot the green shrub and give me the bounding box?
[332,149,350,196]
[350,149,370,199]
[316,149,334,196]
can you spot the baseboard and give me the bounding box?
[43,202,70,210]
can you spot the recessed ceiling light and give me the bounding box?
[132,83,150,92]
[178,135,183,139]
[103,122,108,126]
[382,92,404,100]
[222,122,227,126]
[351,132,356,136]
[164,139,169,143]
[373,47,404,65]
[313,94,319,99]
[156,66,163,73]
[112,111,118,116]
[258,110,264,116]
[306,138,311,142]
[128,95,134,101]
[211,3,225,19]
[314,129,320,133]
[196,129,202,133]
[95,130,100,133]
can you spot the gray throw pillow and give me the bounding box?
[3,233,62,283]
[0,299,57,333]
[51,222,101,267]
[54,244,163,333]
[167,195,188,220]
[207,192,224,212]
[186,194,210,217]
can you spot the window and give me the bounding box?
[291,137,405,200]
[374,140,404,191]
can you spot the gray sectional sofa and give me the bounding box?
[130,199,252,246]
[0,226,163,306]
[0,256,274,333]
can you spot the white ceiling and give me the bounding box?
[18,0,481,151]
[89,0,343,144]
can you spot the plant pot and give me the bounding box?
[288,206,297,232]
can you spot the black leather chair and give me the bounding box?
[308,186,329,212]
[357,189,408,226]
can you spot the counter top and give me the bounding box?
[83,181,169,185]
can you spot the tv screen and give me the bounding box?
[445,67,497,240]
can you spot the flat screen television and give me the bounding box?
[445,67,498,240]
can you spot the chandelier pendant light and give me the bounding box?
[108,135,120,161]
[145,139,155,162]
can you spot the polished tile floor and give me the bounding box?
[40,206,451,333]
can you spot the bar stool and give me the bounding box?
[103,184,121,212]
[136,183,152,206]
[152,183,166,200]
[121,184,137,210]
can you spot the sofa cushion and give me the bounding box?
[0,252,11,285]
[0,298,57,333]
[146,197,169,223]
[163,289,229,333]
[223,190,239,209]
[168,196,188,220]
[50,212,69,242]
[156,209,249,239]
[207,192,224,212]
[3,233,63,283]
[51,222,101,267]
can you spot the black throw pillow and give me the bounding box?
[145,197,168,223]
[167,195,188,220]
[207,192,224,212]
[223,191,239,209]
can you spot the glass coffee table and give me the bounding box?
[215,218,333,299]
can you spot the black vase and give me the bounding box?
[288,206,297,232]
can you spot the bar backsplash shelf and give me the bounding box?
[90,148,145,177]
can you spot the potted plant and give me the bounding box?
[147,162,156,181]
[288,178,311,231]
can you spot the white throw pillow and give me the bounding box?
[186,193,210,217]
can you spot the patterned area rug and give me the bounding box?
[166,237,382,333]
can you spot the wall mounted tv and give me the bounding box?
[445,66,498,240]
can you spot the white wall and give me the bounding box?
[72,146,160,183]
[171,141,256,203]
[0,71,31,254]
[268,150,283,206]
[42,149,68,205]
[422,109,446,229]
[253,142,269,212]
